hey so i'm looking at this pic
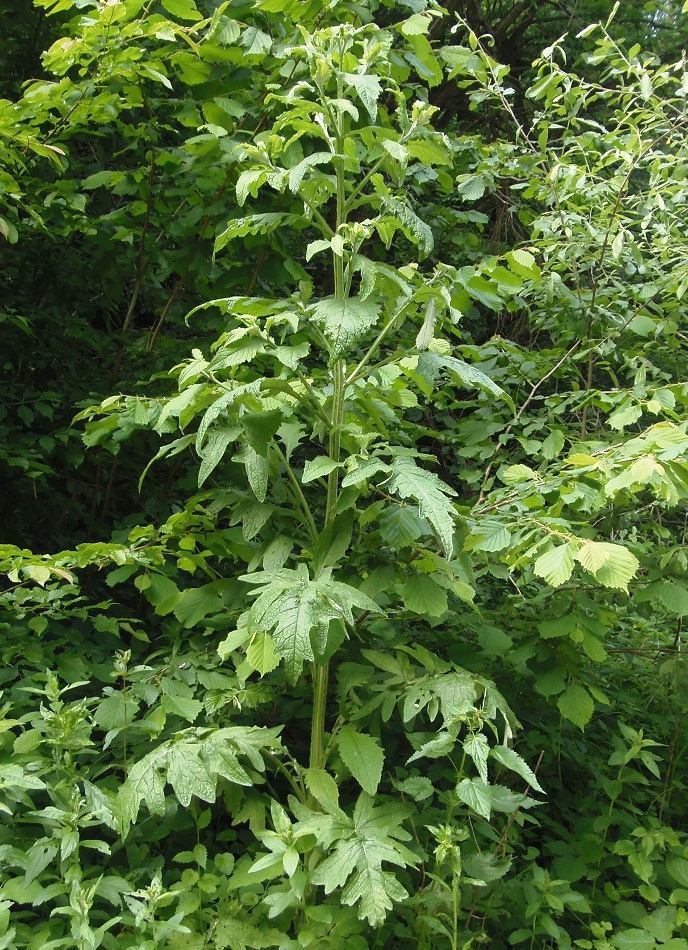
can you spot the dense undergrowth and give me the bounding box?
[2,1,688,947]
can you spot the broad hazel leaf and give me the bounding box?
[379,504,426,548]
[402,573,447,617]
[576,542,638,592]
[337,726,384,796]
[246,631,281,676]
[557,684,594,730]
[533,543,576,588]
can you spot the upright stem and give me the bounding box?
[309,53,348,773]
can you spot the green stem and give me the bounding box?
[309,662,329,770]
[309,52,348,776]
[272,442,318,544]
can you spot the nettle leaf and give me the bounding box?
[311,296,380,358]
[463,733,490,783]
[344,72,382,121]
[389,460,457,555]
[337,726,384,796]
[533,542,576,588]
[490,745,544,794]
[457,776,492,820]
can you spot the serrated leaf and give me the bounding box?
[406,136,450,166]
[402,573,447,617]
[288,151,332,193]
[506,248,540,279]
[471,523,512,553]
[456,776,492,820]
[215,213,294,254]
[311,296,380,358]
[241,444,269,502]
[379,504,426,548]
[243,567,382,683]
[576,542,638,591]
[167,745,216,807]
[613,930,655,950]
[342,866,408,926]
[304,768,342,813]
[557,684,594,729]
[533,543,576,587]
[464,733,490,783]
[382,139,408,163]
[344,72,382,121]
[541,429,565,460]
[119,749,168,831]
[381,197,434,258]
[657,582,688,616]
[337,726,384,796]
[302,456,340,483]
[198,427,238,486]
[241,409,282,457]
[490,745,544,793]
[415,353,512,408]
[415,297,437,351]
[246,631,281,675]
[389,461,456,556]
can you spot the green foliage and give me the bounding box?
[3,0,688,948]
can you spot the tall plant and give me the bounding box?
[90,11,540,941]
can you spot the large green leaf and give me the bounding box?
[533,543,576,587]
[242,566,383,682]
[389,460,456,555]
[402,572,448,616]
[311,296,380,358]
[309,794,417,926]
